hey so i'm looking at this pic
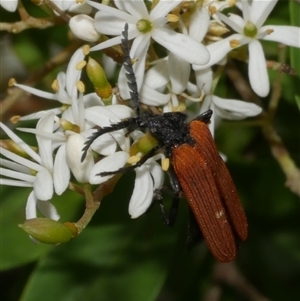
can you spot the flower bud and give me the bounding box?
[1,0,18,12]
[86,57,112,104]
[69,14,100,42]
[0,139,38,159]
[19,218,74,244]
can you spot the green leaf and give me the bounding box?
[20,221,176,301]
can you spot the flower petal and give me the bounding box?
[37,200,60,220]
[144,60,169,89]
[189,8,210,41]
[140,84,170,106]
[36,113,54,171]
[168,53,190,94]
[0,178,33,187]
[0,122,41,164]
[218,12,244,33]
[90,133,117,156]
[152,27,210,65]
[212,96,262,120]
[26,191,38,219]
[129,165,153,218]
[248,40,269,97]
[261,25,300,48]
[149,162,164,190]
[66,133,94,183]
[34,169,54,201]
[90,35,124,52]
[89,1,138,24]
[1,0,18,12]
[94,11,139,36]
[250,0,278,28]
[89,151,129,184]
[13,83,57,101]
[0,147,43,172]
[1,157,29,173]
[193,34,245,70]
[65,48,85,98]
[150,0,181,19]
[194,68,213,95]
[53,144,70,195]
[0,167,35,183]
[85,106,122,127]
[118,0,148,19]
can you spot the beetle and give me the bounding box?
[82,24,248,262]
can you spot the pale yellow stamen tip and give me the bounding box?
[76,0,84,3]
[76,81,85,93]
[83,45,90,55]
[51,79,59,92]
[266,29,274,35]
[167,14,179,23]
[209,6,217,15]
[161,158,170,171]
[76,60,86,71]
[8,78,16,87]
[10,115,21,124]
[128,155,141,165]
[229,0,236,7]
[230,39,240,48]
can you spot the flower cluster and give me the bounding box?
[1,0,299,242]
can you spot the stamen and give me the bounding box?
[161,158,170,171]
[76,60,87,70]
[83,45,90,56]
[51,79,59,92]
[167,14,179,23]
[128,155,141,164]
[209,6,217,15]
[76,81,85,93]
[10,115,21,124]
[8,78,16,87]
[230,39,240,48]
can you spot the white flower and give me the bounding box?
[89,150,164,219]
[139,7,211,111]
[84,105,134,155]
[128,157,164,219]
[69,14,100,42]
[0,115,64,220]
[188,68,262,134]
[87,0,210,97]
[89,151,130,185]
[11,46,102,121]
[195,0,300,97]
[1,0,18,12]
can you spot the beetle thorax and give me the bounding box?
[138,111,194,151]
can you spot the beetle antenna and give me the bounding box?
[121,23,140,116]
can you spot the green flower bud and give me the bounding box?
[19,218,75,245]
[130,133,158,156]
[86,57,112,105]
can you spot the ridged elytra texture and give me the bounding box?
[172,120,248,262]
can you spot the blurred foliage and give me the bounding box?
[1,1,300,301]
